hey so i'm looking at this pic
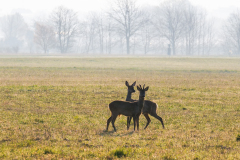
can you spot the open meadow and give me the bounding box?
[0,57,240,159]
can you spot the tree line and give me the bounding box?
[0,0,239,56]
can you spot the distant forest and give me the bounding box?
[0,0,239,56]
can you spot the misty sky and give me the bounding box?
[0,0,239,20]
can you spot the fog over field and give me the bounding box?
[0,0,240,56]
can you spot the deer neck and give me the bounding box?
[138,96,145,110]
[126,91,133,101]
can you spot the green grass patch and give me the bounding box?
[237,134,240,141]
[110,147,131,158]
[44,148,55,154]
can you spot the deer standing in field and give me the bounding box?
[106,85,149,132]
[125,81,165,130]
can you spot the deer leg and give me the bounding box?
[136,116,140,131]
[127,116,132,130]
[151,113,165,129]
[127,117,129,130]
[111,115,118,132]
[143,113,151,129]
[133,116,136,131]
[106,116,112,131]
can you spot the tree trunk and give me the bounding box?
[126,36,130,55]
[172,41,176,56]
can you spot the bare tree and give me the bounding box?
[191,10,216,56]
[0,13,28,53]
[201,18,215,55]
[108,0,147,54]
[182,2,198,55]
[153,0,185,55]
[76,13,117,54]
[222,10,240,55]
[25,29,35,54]
[95,14,105,54]
[105,17,116,54]
[79,15,97,54]
[50,6,79,53]
[152,0,215,56]
[34,22,56,53]
[138,9,157,54]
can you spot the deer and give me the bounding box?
[106,84,149,132]
[125,81,165,130]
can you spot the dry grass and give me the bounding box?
[0,57,240,159]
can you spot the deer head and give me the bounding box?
[125,81,136,93]
[137,84,149,97]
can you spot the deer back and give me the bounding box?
[109,100,140,117]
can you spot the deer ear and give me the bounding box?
[144,86,149,91]
[125,81,129,87]
[132,81,136,86]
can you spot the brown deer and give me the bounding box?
[125,81,164,130]
[106,84,149,132]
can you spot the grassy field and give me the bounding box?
[0,57,240,159]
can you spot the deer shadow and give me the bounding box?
[99,129,136,137]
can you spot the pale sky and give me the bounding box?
[0,0,239,21]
